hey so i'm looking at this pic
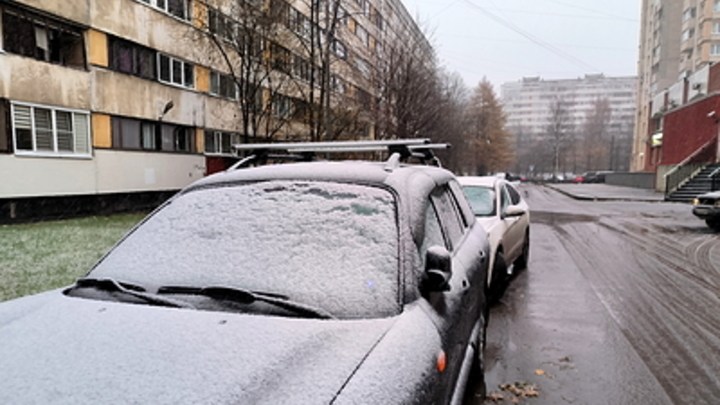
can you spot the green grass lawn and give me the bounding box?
[0,213,146,302]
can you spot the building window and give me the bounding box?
[11,102,91,157]
[712,44,720,55]
[108,36,156,80]
[138,0,191,21]
[292,54,313,82]
[1,6,85,69]
[332,39,347,59]
[204,130,240,154]
[208,7,236,41]
[158,54,194,88]
[682,28,694,41]
[112,116,193,152]
[356,24,369,46]
[683,7,696,21]
[269,43,291,73]
[289,7,311,38]
[210,71,238,100]
[272,94,292,118]
[714,22,720,34]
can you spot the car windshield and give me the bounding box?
[87,180,400,319]
[462,186,496,216]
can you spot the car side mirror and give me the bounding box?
[423,245,452,292]
[503,205,526,218]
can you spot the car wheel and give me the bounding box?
[706,218,720,232]
[489,251,507,303]
[514,230,530,270]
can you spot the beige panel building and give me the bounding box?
[0,0,431,221]
[630,0,720,171]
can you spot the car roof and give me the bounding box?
[182,160,458,243]
[189,160,454,193]
[456,175,498,188]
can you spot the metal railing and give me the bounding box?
[664,138,717,196]
[711,166,720,192]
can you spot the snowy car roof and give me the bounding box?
[456,175,498,188]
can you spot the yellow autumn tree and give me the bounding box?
[465,78,514,175]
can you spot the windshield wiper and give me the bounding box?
[158,285,335,319]
[74,278,193,309]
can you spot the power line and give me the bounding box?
[536,0,639,22]
[460,0,602,73]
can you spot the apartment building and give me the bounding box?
[632,0,720,172]
[0,0,430,222]
[501,74,637,174]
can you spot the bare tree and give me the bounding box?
[374,28,444,141]
[581,97,612,171]
[546,98,575,176]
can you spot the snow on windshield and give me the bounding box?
[90,181,399,319]
[462,186,496,216]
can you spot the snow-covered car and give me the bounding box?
[458,176,530,299]
[0,140,490,405]
[692,190,720,231]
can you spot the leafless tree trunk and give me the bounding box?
[546,98,575,176]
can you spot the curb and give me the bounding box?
[543,184,666,203]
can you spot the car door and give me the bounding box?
[420,185,485,402]
[500,183,526,261]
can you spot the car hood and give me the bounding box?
[0,290,397,405]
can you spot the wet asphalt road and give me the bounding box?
[465,184,720,405]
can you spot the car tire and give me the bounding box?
[514,230,530,270]
[489,251,507,303]
[706,219,720,232]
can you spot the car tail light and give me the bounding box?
[437,350,447,372]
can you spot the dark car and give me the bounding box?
[0,140,490,405]
[693,190,720,231]
[580,170,613,183]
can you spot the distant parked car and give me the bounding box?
[580,171,612,183]
[572,173,591,183]
[458,176,530,300]
[692,190,720,231]
[0,140,491,405]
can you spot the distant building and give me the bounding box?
[0,0,431,222]
[501,74,637,175]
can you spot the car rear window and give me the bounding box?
[461,186,496,216]
[89,180,400,319]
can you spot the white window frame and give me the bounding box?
[10,101,92,158]
[157,53,195,89]
[210,70,238,100]
[714,22,720,34]
[716,0,720,13]
[204,130,239,155]
[137,0,191,21]
[712,44,720,55]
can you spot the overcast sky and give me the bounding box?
[399,0,641,91]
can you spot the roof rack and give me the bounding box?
[227,139,450,171]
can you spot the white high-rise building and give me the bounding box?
[501,74,637,174]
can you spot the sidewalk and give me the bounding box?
[544,183,667,202]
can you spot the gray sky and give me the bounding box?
[400,0,641,90]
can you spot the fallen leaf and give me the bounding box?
[534,369,546,376]
[559,356,571,362]
[485,392,504,402]
[511,396,520,404]
[500,382,540,398]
